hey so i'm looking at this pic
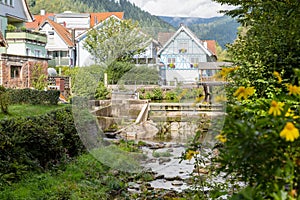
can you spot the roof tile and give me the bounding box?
[90,12,124,27]
[25,13,55,29]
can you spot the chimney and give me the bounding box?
[40,10,46,16]
[203,41,208,49]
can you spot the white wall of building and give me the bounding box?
[165,69,199,83]
[76,39,94,67]
[39,23,69,52]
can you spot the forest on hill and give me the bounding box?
[159,16,240,48]
[27,0,175,37]
[27,0,239,48]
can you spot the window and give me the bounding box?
[34,50,41,57]
[26,48,30,56]
[190,57,199,64]
[4,0,13,5]
[10,66,21,79]
[48,31,54,45]
[178,41,188,53]
[168,57,175,64]
[167,57,176,68]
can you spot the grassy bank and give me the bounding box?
[0,153,124,199]
[0,104,69,119]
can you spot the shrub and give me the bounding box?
[152,87,163,100]
[8,89,60,105]
[94,82,110,100]
[31,63,47,90]
[0,107,86,184]
[0,86,10,114]
[6,24,16,32]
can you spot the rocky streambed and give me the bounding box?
[118,140,219,195]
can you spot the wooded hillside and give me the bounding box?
[27,0,238,48]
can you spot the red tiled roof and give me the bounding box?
[204,40,217,56]
[25,13,55,30]
[90,12,124,27]
[46,19,74,47]
[39,19,73,47]
[0,31,7,47]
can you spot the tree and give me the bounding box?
[214,0,300,97]
[83,17,151,85]
[31,63,47,90]
[83,17,150,65]
[209,0,300,198]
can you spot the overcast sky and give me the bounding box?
[126,0,235,18]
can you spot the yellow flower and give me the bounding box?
[285,108,294,117]
[220,66,239,78]
[280,122,299,142]
[268,100,285,116]
[215,134,227,143]
[273,71,282,83]
[286,84,300,96]
[285,109,299,119]
[233,86,255,100]
[185,150,199,161]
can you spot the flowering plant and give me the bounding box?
[214,67,300,199]
[168,63,175,68]
[179,48,187,53]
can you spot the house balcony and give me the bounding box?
[6,31,47,44]
[48,57,70,67]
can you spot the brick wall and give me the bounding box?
[0,54,48,88]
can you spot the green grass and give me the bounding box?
[0,104,70,119]
[0,153,120,200]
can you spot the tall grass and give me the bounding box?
[0,153,123,199]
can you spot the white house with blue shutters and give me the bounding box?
[157,24,217,85]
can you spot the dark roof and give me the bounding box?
[157,32,175,46]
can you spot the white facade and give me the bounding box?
[158,25,216,84]
[76,38,94,67]
[75,15,120,67]
[38,20,74,66]
[40,23,69,51]
[55,12,90,37]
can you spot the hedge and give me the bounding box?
[8,88,60,105]
[0,107,86,184]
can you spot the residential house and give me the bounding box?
[0,0,49,88]
[75,15,124,67]
[133,38,161,65]
[54,11,124,38]
[157,24,217,85]
[76,14,159,67]
[26,11,124,67]
[38,19,75,67]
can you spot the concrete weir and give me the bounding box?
[92,100,224,140]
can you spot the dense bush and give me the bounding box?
[0,107,85,184]
[8,88,60,105]
[0,86,10,114]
